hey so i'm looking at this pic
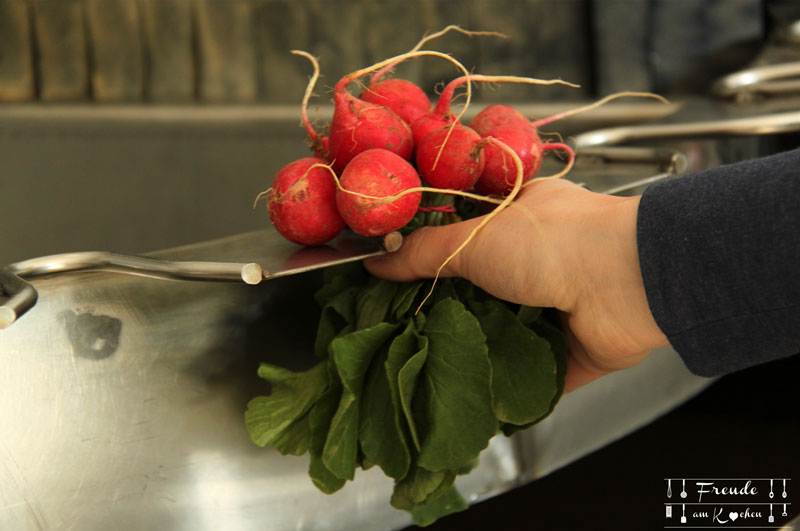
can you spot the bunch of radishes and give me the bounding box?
[263,28,663,250]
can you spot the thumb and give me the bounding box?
[364,218,482,282]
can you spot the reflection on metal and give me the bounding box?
[711,62,800,99]
[0,268,37,329]
[601,172,674,196]
[0,231,401,329]
[577,146,688,173]
[781,20,800,44]
[0,233,711,530]
[574,147,688,195]
[572,110,800,148]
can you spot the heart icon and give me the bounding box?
[729,512,739,521]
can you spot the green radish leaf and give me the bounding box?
[501,316,568,436]
[308,361,345,494]
[410,486,468,527]
[390,465,456,511]
[414,311,427,331]
[430,278,460,307]
[530,317,568,414]
[360,452,376,471]
[397,334,429,452]
[313,263,369,358]
[359,342,411,480]
[315,305,345,358]
[385,320,428,453]
[356,278,399,330]
[315,263,368,307]
[417,299,498,472]
[456,457,479,476]
[391,281,424,320]
[271,411,312,456]
[329,286,360,325]
[517,305,543,325]
[323,395,359,480]
[471,300,557,425]
[245,362,329,448]
[323,323,399,480]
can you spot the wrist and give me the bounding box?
[572,193,669,360]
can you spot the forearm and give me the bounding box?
[637,148,800,376]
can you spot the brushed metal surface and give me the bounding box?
[0,228,711,531]
[0,232,522,530]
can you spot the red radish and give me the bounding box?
[335,149,422,236]
[360,78,431,125]
[410,112,458,147]
[471,104,536,137]
[267,157,345,246]
[409,84,459,146]
[411,74,577,151]
[474,127,543,196]
[471,91,669,196]
[327,50,472,172]
[328,81,413,172]
[291,50,331,160]
[415,124,485,191]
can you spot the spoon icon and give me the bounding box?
[783,479,787,499]
[770,479,774,499]
[667,479,672,498]
[681,479,687,499]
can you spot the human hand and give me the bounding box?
[365,179,669,392]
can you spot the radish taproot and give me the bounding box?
[415,124,486,191]
[335,149,422,236]
[267,157,345,246]
[291,50,330,160]
[327,50,472,172]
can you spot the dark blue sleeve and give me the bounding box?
[637,147,800,377]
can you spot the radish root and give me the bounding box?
[339,50,473,126]
[291,51,324,146]
[370,25,507,84]
[531,91,670,129]
[311,162,504,206]
[253,188,272,209]
[524,142,576,184]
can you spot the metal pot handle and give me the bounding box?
[572,110,800,149]
[711,61,800,99]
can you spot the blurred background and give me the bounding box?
[1,0,795,264]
